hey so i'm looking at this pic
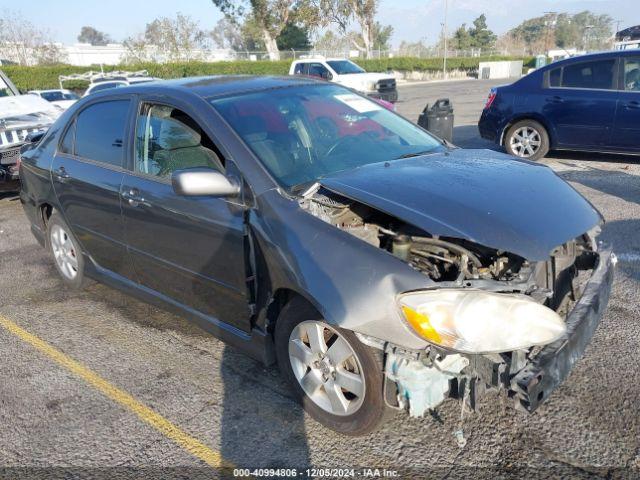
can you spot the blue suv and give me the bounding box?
[478,50,640,160]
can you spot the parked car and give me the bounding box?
[478,50,640,160]
[1,69,60,189]
[290,58,398,103]
[28,89,80,111]
[58,70,156,97]
[20,76,614,435]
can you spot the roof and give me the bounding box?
[543,50,637,69]
[118,75,325,99]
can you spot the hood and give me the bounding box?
[319,149,601,261]
[338,72,394,87]
[0,95,61,124]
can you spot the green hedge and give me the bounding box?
[3,56,535,92]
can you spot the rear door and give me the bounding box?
[543,58,618,148]
[120,98,251,331]
[611,56,640,152]
[51,98,134,277]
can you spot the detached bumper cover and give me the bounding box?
[511,247,615,412]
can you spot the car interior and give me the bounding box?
[136,105,224,178]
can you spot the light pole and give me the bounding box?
[443,0,448,79]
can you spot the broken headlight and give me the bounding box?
[398,289,566,353]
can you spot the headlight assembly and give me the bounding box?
[398,289,566,353]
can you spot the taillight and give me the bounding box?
[484,89,497,110]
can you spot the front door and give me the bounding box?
[543,58,618,148]
[120,101,251,331]
[611,56,640,152]
[51,98,133,277]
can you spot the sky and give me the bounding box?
[1,0,639,47]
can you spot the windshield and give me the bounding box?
[41,91,79,102]
[327,60,365,74]
[211,84,442,189]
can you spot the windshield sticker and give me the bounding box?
[334,94,382,113]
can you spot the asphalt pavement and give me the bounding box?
[0,78,639,479]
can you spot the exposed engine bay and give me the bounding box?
[301,185,604,417]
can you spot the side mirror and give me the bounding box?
[171,168,240,197]
[321,71,333,81]
[25,130,46,144]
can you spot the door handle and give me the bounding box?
[53,167,70,182]
[545,96,564,104]
[625,101,640,110]
[121,189,151,208]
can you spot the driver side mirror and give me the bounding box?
[171,168,241,197]
[321,71,333,81]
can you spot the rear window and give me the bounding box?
[75,100,130,167]
[560,59,615,90]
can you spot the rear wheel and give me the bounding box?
[504,120,549,161]
[47,212,86,289]
[275,298,387,435]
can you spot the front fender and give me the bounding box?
[250,190,433,350]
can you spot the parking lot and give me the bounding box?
[1,78,639,478]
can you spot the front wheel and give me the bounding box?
[504,120,550,161]
[275,298,388,436]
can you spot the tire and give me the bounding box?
[504,119,550,161]
[47,211,86,290]
[275,297,388,436]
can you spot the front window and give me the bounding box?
[211,85,443,189]
[623,58,640,92]
[327,60,365,75]
[134,103,224,178]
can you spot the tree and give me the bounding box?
[451,24,472,50]
[0,10,66,65]
[371,22,393,51]
[276,22,311,50]
[123,13,211,63]
[77,26,112,46]
[211,0,309,60]
[315,0,378,58]
[508,11,612,54]
[468,14,496,49]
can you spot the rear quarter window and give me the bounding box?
[75,100,130,167]
[549,68,561,87]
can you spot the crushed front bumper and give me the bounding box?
[510,247,615,412]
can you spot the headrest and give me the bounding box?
[237,115,268,142]
[157,117,201,150]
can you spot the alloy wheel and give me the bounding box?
[288,320,366,416]
[50,224,78,280]
[509,126,542,158]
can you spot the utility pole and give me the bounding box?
[443,0,448,79]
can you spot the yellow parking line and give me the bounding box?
[0,314,234,471]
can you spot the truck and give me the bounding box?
[1,69,60,190]
[289,58,398,103]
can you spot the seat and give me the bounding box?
[236,115,297,179]
[152,116,223,176]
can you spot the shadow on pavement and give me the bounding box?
[559,166,640,206]
[452,125,500,150]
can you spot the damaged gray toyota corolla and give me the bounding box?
[20,77,614,436]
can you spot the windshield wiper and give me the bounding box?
[395,149,435,159]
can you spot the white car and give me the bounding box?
[290,58,398,103]
[83,75,156,97]
[28,89,79,111]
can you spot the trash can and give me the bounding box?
[417,98,454,143]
